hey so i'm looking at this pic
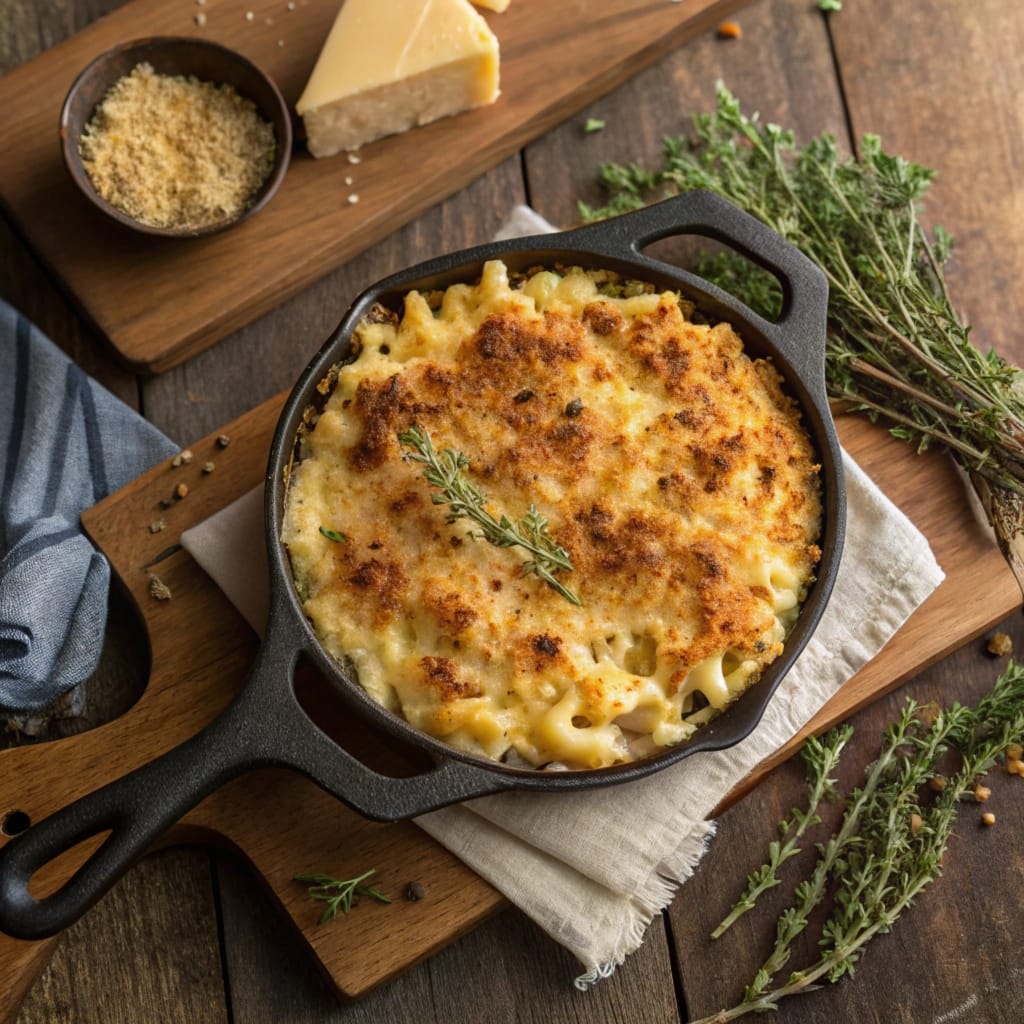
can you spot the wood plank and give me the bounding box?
[673,2,1024,1021]
[832,0,1024,362]
[12,850,227,1024]
[0,0,751,373]
[525,0,848,231]
[672,615,1024,1024]
[218,860,682,1022]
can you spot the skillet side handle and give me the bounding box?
[0,693,257,941]
[248,606,520,821]
[563,190,830,390]
[269,718,522,822]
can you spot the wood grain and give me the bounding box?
[0,0,750,373]
[673,617,1024,1024]
[7,1,1024,1021]
[673,1,1024,1020]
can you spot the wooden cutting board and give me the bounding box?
[0,397,1019,1016]
[0,0,748,374]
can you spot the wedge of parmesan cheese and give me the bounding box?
[296,0,501,158]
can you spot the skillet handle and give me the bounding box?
[562,190,830,391]
[0,617,516,940]
[0,692,257,941]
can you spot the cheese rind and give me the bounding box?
[297,0,500,158]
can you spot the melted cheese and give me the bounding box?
[282,261,822,769]
[296,0,500,157]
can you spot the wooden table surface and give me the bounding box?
[4,1,1024,1021]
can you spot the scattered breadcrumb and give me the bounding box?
[347,153,361,165]
[194,11,206,26]
[202,461,215,474]
[1008,758,1024,776]
[717,21,742,39]
[175,482,189,499]
[986,631,1013,656]
[344,175,354,186]
[149,575,172,601]
[974,782,991,802]
[347,194,360,204]
[148,519,167,534]
[981,811,996,826]
[216,433,232,448]
[245,10,254,20]
[79,62,276,230]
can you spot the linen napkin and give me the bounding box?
[181,208,944,985]
[0,301,176,724]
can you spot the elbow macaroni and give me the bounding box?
[282,261,822,770]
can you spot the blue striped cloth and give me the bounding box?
[0,301,176,714]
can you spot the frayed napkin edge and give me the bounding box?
[573,819,717,990]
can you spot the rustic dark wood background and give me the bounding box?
[4,0,1024,1021]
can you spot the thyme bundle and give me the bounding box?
[397,425,581,606]
[580,84,1024,585]
[691,659,1024,1023]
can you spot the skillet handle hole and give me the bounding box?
[27,829,113,900]
[1,809,31,837]
[641,236,784,324]
[292,655,435,779]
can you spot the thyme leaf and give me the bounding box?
[294,869,391,924]
[397,425,581,606]
[319,525,347,543]
[690,659,1024,1022]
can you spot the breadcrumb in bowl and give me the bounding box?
[60,36,292,238]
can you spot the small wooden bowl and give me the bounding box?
[60,36,292,239]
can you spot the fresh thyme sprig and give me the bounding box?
[293,869,391,924]
[690,659,1024,1023]
[711,723,852,939]
[579,84,1024,584]
[397,425,581,606]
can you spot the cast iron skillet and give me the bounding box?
[0,190,845,941]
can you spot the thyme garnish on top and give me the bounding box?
[397,425,581,606]
[690,659,1024,1023]
[580,83,1024,586]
